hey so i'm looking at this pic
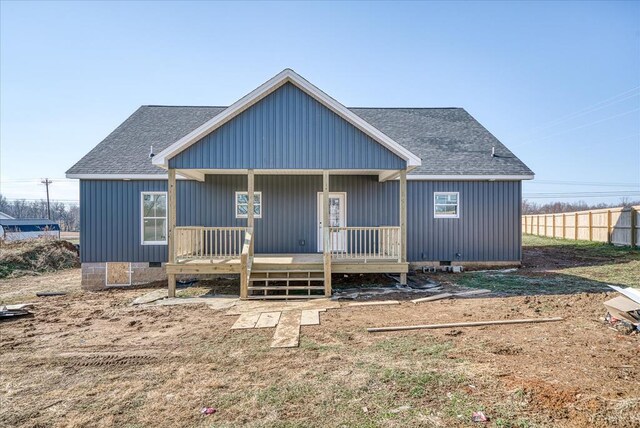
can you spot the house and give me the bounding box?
[0,218,61,241]
[66,69,533,298]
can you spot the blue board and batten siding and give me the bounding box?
[79,177,521,263]
[169,83,406,170]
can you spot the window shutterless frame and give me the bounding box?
[433,191,460,219]
[140,191,168,245]
[235,191,262,219]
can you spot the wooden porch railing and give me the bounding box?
[329,226,401,262]
[174,226,248,261]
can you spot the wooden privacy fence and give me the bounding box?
[522,206,639,247]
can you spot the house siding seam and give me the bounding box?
[79,177,521,264]
[168,83,406,170]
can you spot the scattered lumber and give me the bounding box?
[411,289,491,304]
[36,292,67,297]
[300,309,320,326]
[367,317,564,333]
[348,300,400,307]
[411,293,453,303]
[255,312,281,328]
[231,313,261,329]
[4,303,37,310]
[271,311,301,348]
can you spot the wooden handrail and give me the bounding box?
[174,226,248,261]
[328,226,401,262]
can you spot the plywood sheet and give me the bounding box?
[106,262,130,286]
[231,312,261,330]
[255,312,281,328]
[271,311,301,348]
[300,310,320,326]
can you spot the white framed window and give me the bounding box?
[235,191,262,218]
[434,192,459,218]
[141,192,167,244]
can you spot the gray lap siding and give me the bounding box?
[79,177,521,263]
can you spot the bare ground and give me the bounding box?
[1,237,639,427]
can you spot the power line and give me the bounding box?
[4,198,79,203]
[523,191,640,198]
[527,180,640,187]
[520,86,640,138]
[518,106,640,146]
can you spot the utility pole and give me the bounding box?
[41,178,52,219]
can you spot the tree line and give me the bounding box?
[522,198,640,215]
[0,195,79,231]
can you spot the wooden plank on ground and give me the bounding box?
[255,312,281,328]
[411,293,453,304]
[348,300,400,307]
[456,289,491,297]
[300,309,320,326]
[231,312,261,330]
[411,289,491,304]
[367,317,564,333]
[271,311,301,348]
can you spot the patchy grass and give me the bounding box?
[452,271,612,295]
[430,235,639,295]
[1,237,639,427]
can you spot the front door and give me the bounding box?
[317,193,347,252]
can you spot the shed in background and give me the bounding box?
[0,219,61,242]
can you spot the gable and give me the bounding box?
[168,82,406,170]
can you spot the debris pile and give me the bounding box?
[603,285,640,333]
[0,303,34,320]
[0,239,79,278]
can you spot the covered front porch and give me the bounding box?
[165,169,409,300]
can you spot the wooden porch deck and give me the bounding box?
[166,253,408,275]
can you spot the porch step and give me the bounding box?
[247,266,328,300]
[246,294,326,300]
[250,269,324,274]
[247,286,325,291]
[249,278,324,283]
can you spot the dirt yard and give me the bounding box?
[1,237,638,427]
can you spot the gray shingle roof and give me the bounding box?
[66,105,533,177]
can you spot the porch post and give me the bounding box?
[240,169,255,300]
[323,171,332,296]
[167,168,177,298]
[247,169,255,256]
[399,169,407,285]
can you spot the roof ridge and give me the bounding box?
[348,107,463,110]
[142,105,228,108]
[140,105,463,110]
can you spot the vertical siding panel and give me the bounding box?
[168,83,405,170]
[81,177,522,264]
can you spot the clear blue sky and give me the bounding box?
[1,1,639,205]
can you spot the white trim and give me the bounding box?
[151,69,422,168]
[235,191,262,219]
[66,173,196,180]
[316,192,347,252]
[105,262,132,287]
[408,174,535,181]
[434,192,460,219]
[140,191,168,245]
